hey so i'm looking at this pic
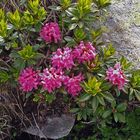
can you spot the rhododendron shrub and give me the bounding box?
[1,0,140,138]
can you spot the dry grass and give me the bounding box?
[0,85,33,139]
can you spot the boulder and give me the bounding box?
[104,0,140,68]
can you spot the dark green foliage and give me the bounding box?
[61,108,140,140]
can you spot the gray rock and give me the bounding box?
[42,114,75,139]
[104,0,140,68]
[23,114,75,139]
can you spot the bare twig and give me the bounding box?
[31,113,41,130]
[0,59,11,68]
[81,121,94,124]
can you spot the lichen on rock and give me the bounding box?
[104,0,140,68]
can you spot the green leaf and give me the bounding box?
[116,103,127,112]
[0,71,9,83]
[35,53,45,60]
[33,94,40,102]
[135,90,140,101]
[103,44,115,58]
[94,0,111,9]
[77,0,92,17]
[91,29,102,40]
[0,36,4,43]
[97,96,105,106]
[28,0,39,12]
[92,97,99,112]
[0,20,7,37]
[25,92,32,99]
[131,70,140,88]
[64,36,74,42]
[129,88,134,96]
[120,56,131,70]
[48,6,61,11]
[70,108,79,113]
[101,82,112,91]
[0,9,5,20]
[69,23,77,30]
[111,100,116,108]
[102,110,112,118]
[117,113,125,123]
[20,0,26,6]
[114,112,118,123]
[61,0,71,9]
[32,44,40,51]
[83,77,102,96]
[77,112,82,120]
[115,88,121,97]
[8,10,21,28]
[18,44,36,60]
[11,41,18,48]
[45,93,56,104]
[82,109,87,120]
[14,58,26,70]
[78,22,84,28]
[10,51,20,58]
[74,28,86,40]
[23,10,34,25]
[79,94,92,102]
[102,92,114,103]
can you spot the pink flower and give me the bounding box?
[40,67,63,93]
[73,41,96,63]
[106,63,127,90]
[51,47,75,70]
[18,68,40,92]
[63,74,84,96]
[40,22,61,43]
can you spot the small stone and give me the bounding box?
[42,114,75,139]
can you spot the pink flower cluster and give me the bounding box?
[40,22,61,43]
[51,47,75,70]
[73,41,96,63]
[18,67,84,96]
[51,41,96,71]
[63,74,84,96]
[40,68,63,93]
[18,68,40,92]
[106,63,127,90]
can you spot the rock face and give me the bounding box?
[104,0,140,68]
[24,114,75,139]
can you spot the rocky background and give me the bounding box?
[104,0,140,68]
